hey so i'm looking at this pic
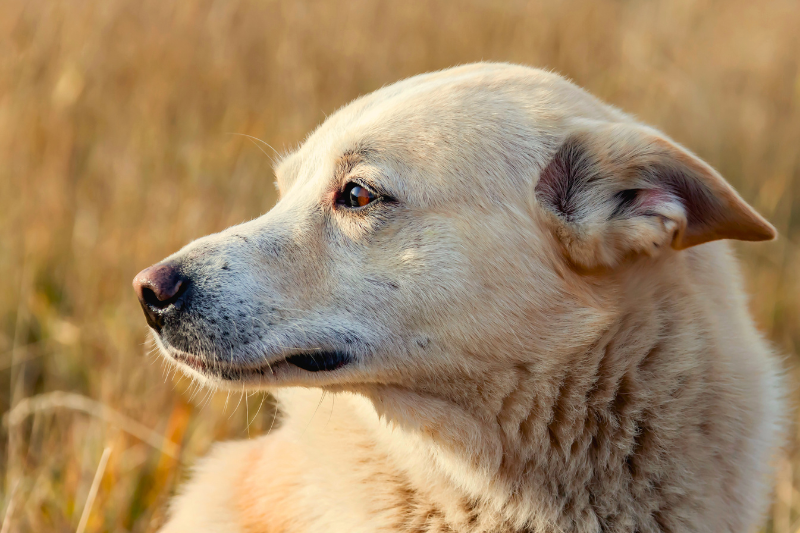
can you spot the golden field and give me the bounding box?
[1,0,798,531]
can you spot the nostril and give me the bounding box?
[141,285,166,309]
[133,263,189,311]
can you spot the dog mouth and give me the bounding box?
[170,349,352,380]
[282,351,351,372]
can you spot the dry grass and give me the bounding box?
[0,0,798,531]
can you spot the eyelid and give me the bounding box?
[341,177,375,193]
[333,181,398,212]
[343,178,396,201]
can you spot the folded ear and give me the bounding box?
[533,123,776,269]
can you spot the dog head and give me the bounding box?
[133,63,774,392]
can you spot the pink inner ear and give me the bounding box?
[635,188,677,213]
[653,164,731,233]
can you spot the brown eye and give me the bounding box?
[340,182,377,208]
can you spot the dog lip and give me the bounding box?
[169,349,353,379]
[283,351,352,372]
[172,352,208,372]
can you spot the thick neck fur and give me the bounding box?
[353,255,752,533]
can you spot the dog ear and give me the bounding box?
[533,123,776,268]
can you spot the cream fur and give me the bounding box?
[143,63,786,532]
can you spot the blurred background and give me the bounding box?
[1,0,798,530]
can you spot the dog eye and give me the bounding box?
[339,182,377,209]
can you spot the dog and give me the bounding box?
[133,63,786,532]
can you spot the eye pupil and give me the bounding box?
[347,185,374,208]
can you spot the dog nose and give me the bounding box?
[132,263,188,331]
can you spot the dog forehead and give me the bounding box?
[275,63,624,198]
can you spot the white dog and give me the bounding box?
[133,63,786,532]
